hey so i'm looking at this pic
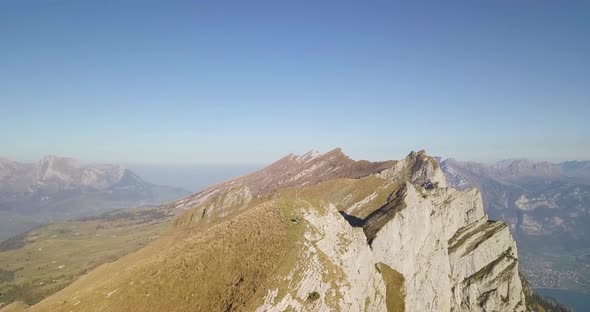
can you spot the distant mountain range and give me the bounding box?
[0,156,190,241]
[441,158,590,292]
[0,152,585,311]
[8,149,566,312]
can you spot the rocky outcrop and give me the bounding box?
[378,150,446,188]
[14,150,535,312]
[365,183,524,311]
[169,148,397,227]
[252,151,529,311]
[256,203,388,311]
[252,151,527,312]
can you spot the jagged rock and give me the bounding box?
[15,149,535,312]
[378,150,447,188]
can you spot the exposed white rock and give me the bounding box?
[521,214,544,234]
[515,194,557,211]
[345,191,379,214]
[289,162,328,183]
[378,150,447,188]
[10,150,538,312]
[369,180,526,311]
[297,150,321,163]
[257,203,386,312]
[303,204,386,311]
[258,152,527,312]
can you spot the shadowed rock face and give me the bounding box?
[170,149,450,228]
[15,149,538,312]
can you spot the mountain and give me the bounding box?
[441,158,590,293]
[560,161,590,183]
[6,149,565,312]
[0,156,190,241]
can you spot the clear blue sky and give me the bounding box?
[1,1,588,164]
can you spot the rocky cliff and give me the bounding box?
[14,150,538,312]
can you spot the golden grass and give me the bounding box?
[173,187,269,231]
[24,174,415,312]
[376,262,405,312]
[0,212,166,306]
[282,175,397,219]
[0,301,28,312]
[29,200,301,312]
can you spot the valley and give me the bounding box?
[0,207,172,307]
[441,159,590,294]
[3,2,587,310]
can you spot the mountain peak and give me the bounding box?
[0,157,15,164]
[36,149,530,312]
[295,149,321,163]
[486,159,561,178]
[322,147,350,160]
[39,155,70,163]
[35,156,81,184]
[377,150,447,188]
[0,156,139,192]
[38,155,79,166]
[325,147,344,154]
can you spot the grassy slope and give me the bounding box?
[0,301,28,312]
[0,208,169,307]
[292,175,397,218]
[28,201,297,312]
[376,263,405,312]
[22,176,404,311]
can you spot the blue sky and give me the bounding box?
[1,1,588,164]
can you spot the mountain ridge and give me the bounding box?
[443,158,590,182]
[0,155,190,241]
[5,149,563,311]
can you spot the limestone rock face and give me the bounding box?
[256,150,527,312]
[257,204,387,312]
[17,150,532,312]
[378,150,447,188]
[369,184,525,311]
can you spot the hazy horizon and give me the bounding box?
[2,149,589,167]
[127,163,263,192]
